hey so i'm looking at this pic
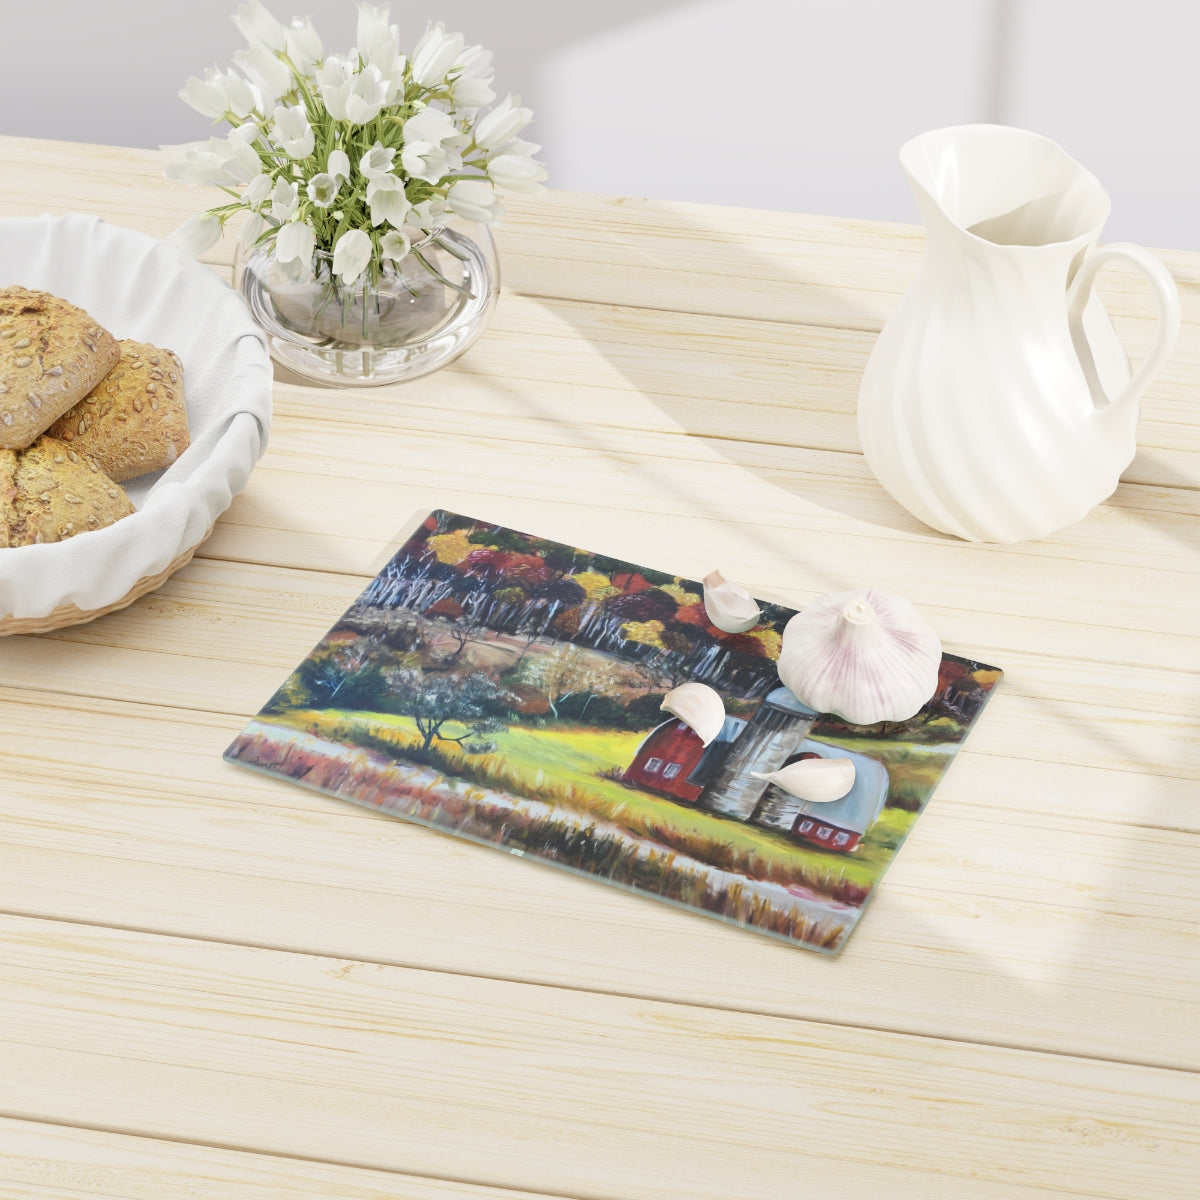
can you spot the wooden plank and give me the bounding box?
[445,293,1200,480]
[1,687,1198,1072]
[258,323,1200,545]
[0,1117,556,1200]
[257,293,1200,498]
[2,915,1198,1200]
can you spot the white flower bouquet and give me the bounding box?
[164,0,546,296]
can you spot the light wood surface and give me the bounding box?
[0,135,1197,1198]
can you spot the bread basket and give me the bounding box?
[0,214,272,635]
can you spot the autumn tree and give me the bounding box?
[381,668,515,755]
[519,643,625,719]
[289,634,394,710]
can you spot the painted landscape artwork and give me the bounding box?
[226,511,1001,953]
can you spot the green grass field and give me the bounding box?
[273,708,900,896]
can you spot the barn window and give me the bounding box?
[662,762,681,779]
[817,826,832,840]
[645,757,663,773]
[798,819,814,834]
[833,831,850,847]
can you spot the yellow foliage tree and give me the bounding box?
[427,529,481,565]
[744,627,782,660]
[656,583,702,606]
[573,570,620,600]
[621,619,667,649]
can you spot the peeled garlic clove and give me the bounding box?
[752,757,856,803]
[777,587,941,726]
[702,569,761,633]
[660,681,726,745]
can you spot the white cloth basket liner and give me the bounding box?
[0,213,272,620]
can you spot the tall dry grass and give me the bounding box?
[280,710,872,904]
[228,722,851,951]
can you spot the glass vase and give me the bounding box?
[235,221,499,386]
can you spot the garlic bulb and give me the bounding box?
[777,587,941,726]
[702,569,761,633]
[751,758,856,803]
[660,682,726,745]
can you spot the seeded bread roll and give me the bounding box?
[0,435,134,547]
[47,339,189,482]
[0,449,16,550]
[0,286,120,451]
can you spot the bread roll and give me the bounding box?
[0,435,134,546]
[0,287,120,451]
[0,449,16,550]
[47,339,189,481]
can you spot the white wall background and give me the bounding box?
[3,0,1197,248]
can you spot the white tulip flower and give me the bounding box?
[272,104,314,158]
[245,171,273,209]
[232,0,287,51]
[474,94,533,151]
[223,128,264,182]
[332,228,373,285]
[307,173,340,208]
[285,17,323,73]
[165,212,222,259]
[180,74,229,119]
[504,138,541,159]
[403,106,458,147]
[409,195,448,230]
[164,132,259,185]
[276,218,316,268]
[162,140,229,186]
[229,121,261,145]
[343,65,389,125]
[366,174,411,227]
[451,44,495,111]
[240,210,266,247]
[357,3,398,60]
[401,141,452,185]
[487,153,548,194]
[358,142,395,180]
[235,44,292,106]
[411,22,465,87]
[368,42,407,102]
[270,177,299,220]
[447,179,501,223]
[218,71,259,118]
[380,228,412,262]
[315,56,354,120]
[327,149,351,182]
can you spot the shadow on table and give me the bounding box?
[1118,449,1200,555]
[461,197,1200,1073]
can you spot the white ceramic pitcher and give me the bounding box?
[857,124,1181,543]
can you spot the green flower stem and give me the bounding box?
[412,247,474,299]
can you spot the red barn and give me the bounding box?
[622,719,706,802]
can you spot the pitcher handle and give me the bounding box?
[1067,242,1181,412]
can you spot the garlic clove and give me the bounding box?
[660,681,727,746]
[702,569,761,633]
[751,757,856,803]
[777,587,942,726]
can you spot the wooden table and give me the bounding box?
[1,135,1198,1199]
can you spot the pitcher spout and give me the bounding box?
[900,124,1110,255]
